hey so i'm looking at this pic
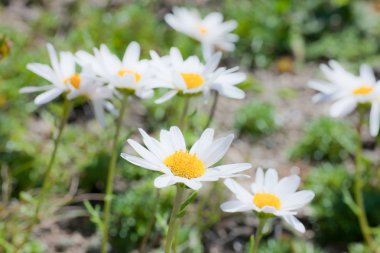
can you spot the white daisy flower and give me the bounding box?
[20,43,113,126]
[309,60,380,136]
[121,126,251,190]
[165,7,238,58]
[149,47,245,103]
[75,42,153,98]
[20,43,74,105]
[221,168,315,233]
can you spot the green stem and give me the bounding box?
[354,110,377,253]
[251,217,267,253]
[179,96,190,130]
[34,98,71,223]
[15,98,71,253]
[165,185,185,253]
[101,94,128,253]
[205,91,219,129]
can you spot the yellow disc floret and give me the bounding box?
[64,73,81,89]
[198,25,208,35]
[164,150,205,179]
[180,73,205,89]
[117,69,141,82]
[353,85,373,95]
[253,193,281,210]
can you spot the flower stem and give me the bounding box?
[251,217,267,253]
[34,98,71,222]
[205,91,219,129]
[14,98,71,253]
[179,96,190,130]
[101,94,128,253]
[354,110,377,253]
[165,184,185,253]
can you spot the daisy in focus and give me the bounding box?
[149,47,246,103]
[76,42,153,98]
[165,7,238,58]
[20,43,113,126]
[221,168,315,233]
[121,126,251,190]
[309,60,380,136]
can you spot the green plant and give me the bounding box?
[290,117,357,163]
[305,164,380,247]
[235,101,279,137]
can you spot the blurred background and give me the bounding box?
[1,0,380,252]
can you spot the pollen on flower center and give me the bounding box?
[198,25,208,35]
[353,85,373,95]
[253,193,281,210]
[164,150,205,179]
[64,73,81,89]
[117,69,141,82]
[180,73,205,89]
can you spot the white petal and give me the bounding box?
[282,190,315,211]
[224,178,252,205]
[127,139,165,167]
[370,102,380,137]
[264,168,278,193]
[169,126,186,151]
[251,168,264,193]
[274,175,300,199]
[92,99,105,127]
[200,134,234,167]
[330,97,357,118]
[155,90,178,104]
[34,88,63,105]
[154,174,175,188]
[120,153,161,171]
[20,85,52,93]
[138,128,168,159]
[183,180,202,190]
[360,64,376,84]
[220,200,253,213]
[206,163,251,178]
[189,128,214,155]
[283,215,306,233]
[27,63,56,83]
[123,41,140,66]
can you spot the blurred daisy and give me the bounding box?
[165,7,238,58]
[309,60,380,136]
[20,43,74,105]
[76,42,153,98]
[149,47,245,103]
[21,43,113,126]
[221,168,315,233]
[121,126,251,190]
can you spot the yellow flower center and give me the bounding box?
[64,73,81,89]
[117,69,141,82]
[180,73,205,89]
[353,85,373,95]
[198,25,208,35]
[253,193,281,210]
[164,150,205,179]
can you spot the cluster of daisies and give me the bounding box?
[21,7,316,240]
[122,126,315,233]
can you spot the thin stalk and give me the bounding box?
[165,184,185,253]
[251,217,267,253]
[34,98,71,220]
[205,91,219,129]
[15,98,71,253]
[179,96,190,130]
[354,110,377,252]
[101,94,128,253]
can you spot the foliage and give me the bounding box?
[257,238,326,253]
[289,117,357,163]
[235,101,279,138]
[305,164,380,246]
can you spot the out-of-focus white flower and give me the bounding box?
[221,168,315,233]
[165,7,238,58]
[309,60,380,136]
[21,43,113,126]
[121,126,251,190]
[149,47,245,103]
[76,42,153,98]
